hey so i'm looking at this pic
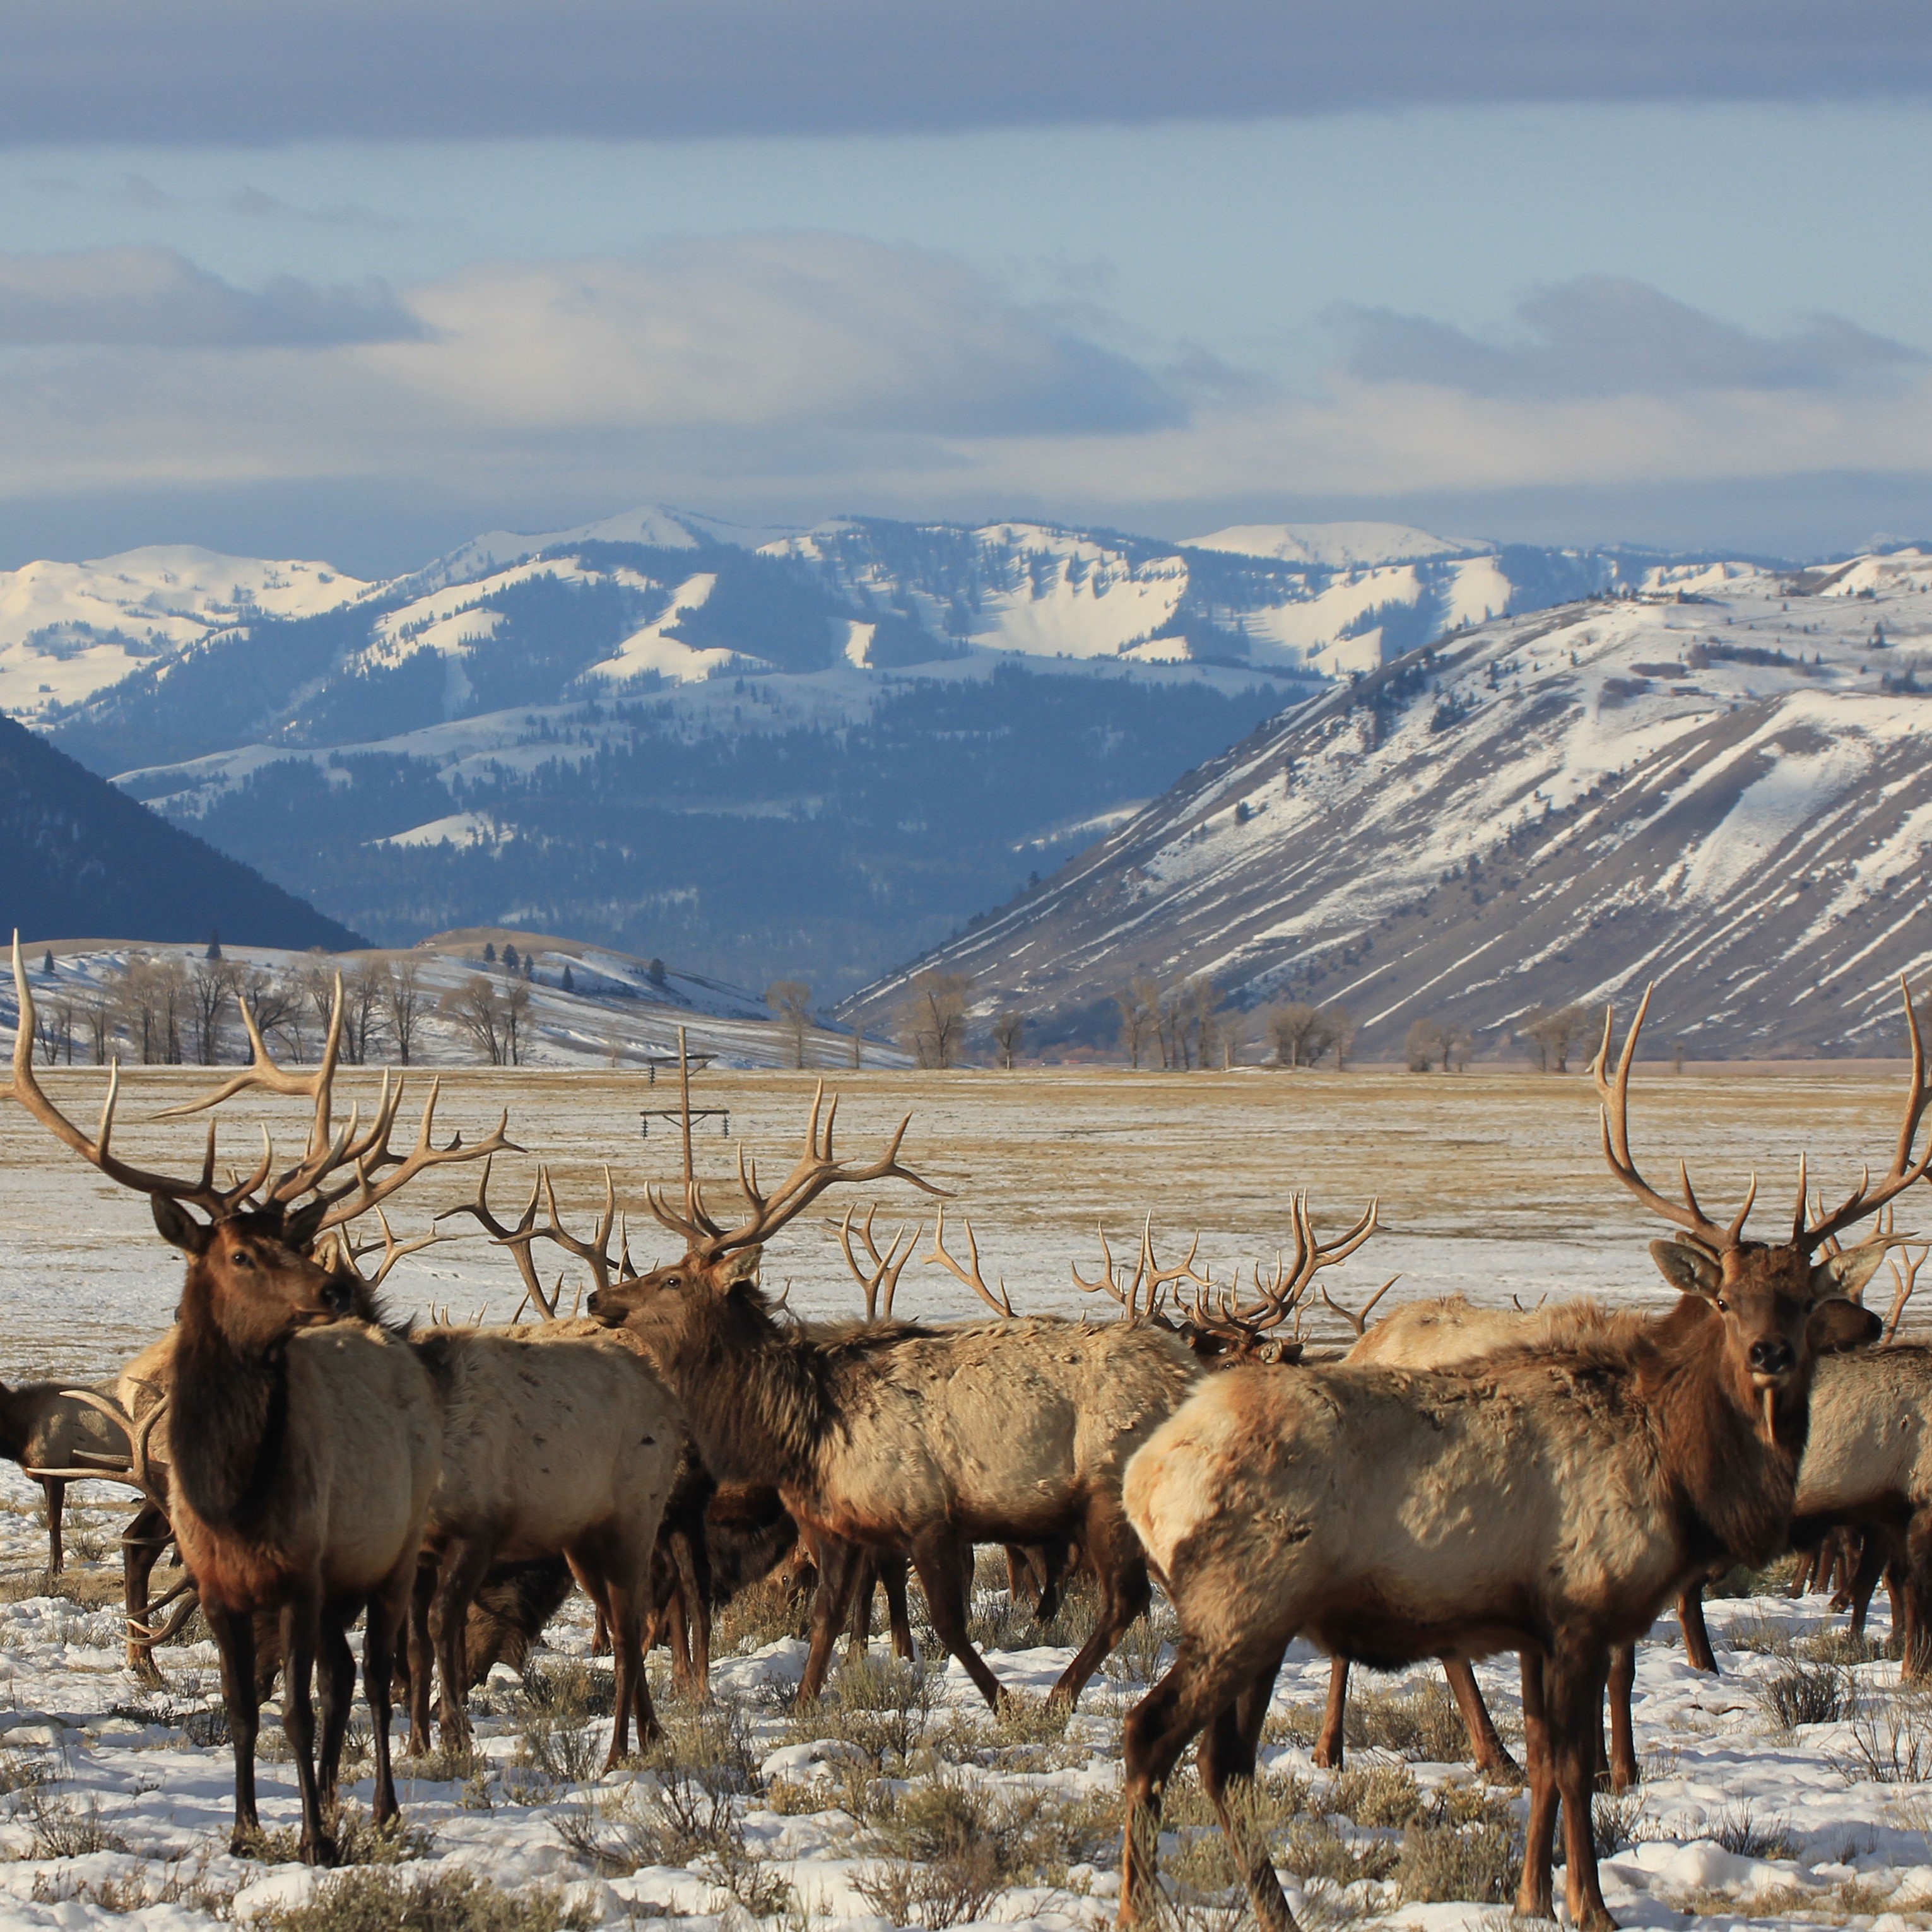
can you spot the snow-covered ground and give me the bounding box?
[0,1064,1925,1928]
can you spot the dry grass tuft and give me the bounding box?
[254,1866,593,1932]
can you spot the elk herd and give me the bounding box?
[4,938,1932,1932]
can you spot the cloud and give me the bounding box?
[0,247,421,347]
[0,1,1927,145]
[376,236,1183,436]
[1341,278,1928,399]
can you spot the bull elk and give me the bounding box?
[2,939,512,1863]
[572,1085,1208,1709]
[1115,982,1920,1932]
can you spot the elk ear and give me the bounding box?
[1650,1239,1720,1299]
[1811,1239,1892,1305]
[1808,1297,1883,1354]
[151,1196,211,1256]
[716,1245,762,1289]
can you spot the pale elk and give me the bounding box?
[2,940,513,1863]
[1115,984,1918,1932]
[576,1085,1206,1709]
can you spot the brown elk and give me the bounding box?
[575,1085,1205,1710]
[1114,983,1918,1932]
[0,1375,144,1574]
[3,940,512,1863]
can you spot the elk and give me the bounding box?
[3,939,511,1864]
[1115,982,1919,1932]
[576,1084,1204,1710]
[0,1375,144,1574]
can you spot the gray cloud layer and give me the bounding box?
[0,248,421,347]
[2,1,1928,144]
[1342,278,1928,399]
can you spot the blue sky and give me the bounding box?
[1,2,1929,572]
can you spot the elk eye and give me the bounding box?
[1715,1297,1728,1312]
[664,1276,681,1291]
[232,1250,254,1270]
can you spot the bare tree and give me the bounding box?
[238,970,305,1058]
[896,969,972,1069]
[187,958,245,1064]
[440,976,511,1065]
[1446,1022,1475,1072]
[112,957,187,1064]
[1325,1003,1356,1071]
[849,1025,865,1069]
[990,1009,1025,1069]
[1267,1001,1327,1068]
[1217,1005,1251,1069]
[504,976,533,1066]
[32,998,74,1066]
[342,962,389,1066]
[1114,981,1158,1068]
[382,959,430,1066]
[766,980,813,1068]
[297,959,340,1052]
[1182,975,1223,1071]
[1522,1003,1589,1073]
[1405,1016,1446,1072]
[77,993,114,1065]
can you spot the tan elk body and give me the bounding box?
[408,1317,683,1764]
[1113,984,1917,1932]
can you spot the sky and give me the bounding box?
[1,1,1931,574]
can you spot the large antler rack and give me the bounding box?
[922,1204,1015,1317]
[2,938,271,1219]
[320,1208,455,1292]
[837,1201,925,1322]
[1071,1215,1211,1325]
[156,982,520,1244]
[644,1080,949,1259]
[1175,1194,1385,1349]
[436,1155,560,1316]
[1594,978,1932,1256]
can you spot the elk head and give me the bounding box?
[154,1198,358,1348]
[1593,984,1920,1435]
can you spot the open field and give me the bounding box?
[0,1060,1928,1929]
[2,1059,1925,1380]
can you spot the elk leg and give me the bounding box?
[1678,1585,1717,1674]
[1034,1538,1073,1625]
[599,1560,654,1768]
[315,1613,356,1805]
[1902,1507,1932,1682]
[1550,1643,1614,1932]
[1051,1499,1151,1707]
[432,1538,495,1750]
[1606,1642,1638,1791]
[1006,1545,1034,1610]
[881,1553,914,1661]
[365,1556,413,1825]
[796,1538,863,1702]
[1199,1643,1293,1932]
[122,1503,172,1684]
[205,1601,262,1854]
[847,1550,878,1663]
[1515,1651,1557,1923]
[1120,1635,1293,1932]
[590,1601,611,1657]
[1444,1658,1521,1781]
[1846,1530,1893,1638]
[1312,1655,1348,1769]
[681,1526,714,1697]
[279,1587,339,1867]
[404,1553,439,1757]
[40,1479,64,1577]
[911,1527,1007,1710]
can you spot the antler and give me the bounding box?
[153,973,518,1242]
[27,1389,171,1514]
[435,1155,558,1316]
[645,1081,948,1258]
[1181,1194,1383,1346]
[1799,977,1932,1251]
[1073,1215,1210,1324]
[2,938,271,1218]
[1883,1235,1928,1346]
[923,1204,1014,1316]
[326,1209,452,1290]
[1593,986,1753,1255]
[837,1203,924,1322]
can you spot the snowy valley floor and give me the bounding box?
[0,1064,1926,1928]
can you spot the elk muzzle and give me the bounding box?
[1747,1339,1795,1384]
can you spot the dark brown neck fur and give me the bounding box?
[170,1265,293,1532]
[1639,1298,1803,1569]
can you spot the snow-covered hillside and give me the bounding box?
[848,551,1932,1058]
[0,546,365,723]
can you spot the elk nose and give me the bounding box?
[1749,1340,1794,1377]
[321,1275,355,1317]
[584,1288,603,1315]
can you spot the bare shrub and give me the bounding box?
[1710,1801,1797,1861]
[714,1571,810,1656]
[1837,1688,1932,1784]
[1343,1678,1472,1762]
[1104,1599,1177,1688]
[1592,1791,1649,1856]
[236,1805,436,1866]
[1323,1759,1422,1827]
[1395,1801,1523,1904]
[254,1866,592,1932]
[1755,1658,1851,1731]
[15,1786,131,1858]
[789,1653,936,1765]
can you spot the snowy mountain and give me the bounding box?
[845,550,1932,1059]
[16,505,1754,992]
